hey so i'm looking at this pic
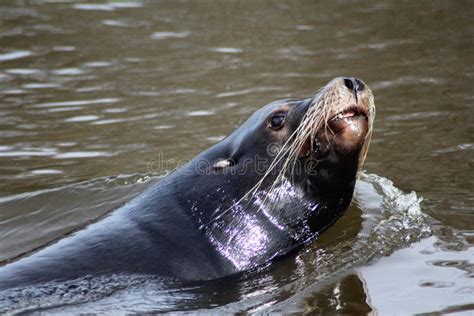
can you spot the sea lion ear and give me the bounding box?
[213,158,234,169]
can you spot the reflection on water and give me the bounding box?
[358,236,474,315]
[0,0,473,313]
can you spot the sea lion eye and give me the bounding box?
[268,114,285,130]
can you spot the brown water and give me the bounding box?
[0,0,473,314]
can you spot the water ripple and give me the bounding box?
[211,47,243,54]
[186,110,215,117]
[371,76,444,89]
[0,149,57,158]
[22,83,62,89]
[52,46,76,52]
[82,61,113,68]
[0,50,32,62]
[30,169,63,175]
[150,31,191,40]
[54,151,112,159]
[5,68,41,75]
[92,118,127,125]
[72,2,143,11]
[216,87,280,98]
[64,115,100,123]
[32,98,121,108]
[50,68,86,76]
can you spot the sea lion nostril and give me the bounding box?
[355,78,364,91]
[344,78,364,92]
[344,78,365,92]
[344,78,354,91]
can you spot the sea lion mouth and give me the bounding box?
[289,77,375,164]
[330,105,368,122]
[297,104,370,160]
[327,105,369,135]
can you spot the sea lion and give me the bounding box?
[0,77,374,290]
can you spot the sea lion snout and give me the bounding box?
[325,78,373,155]
[295,77,374,162]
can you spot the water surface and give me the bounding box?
[0,0,473,314]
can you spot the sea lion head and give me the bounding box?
[216,77,374,197]
[183,77,375,271]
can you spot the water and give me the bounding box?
[0,0,472,314]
